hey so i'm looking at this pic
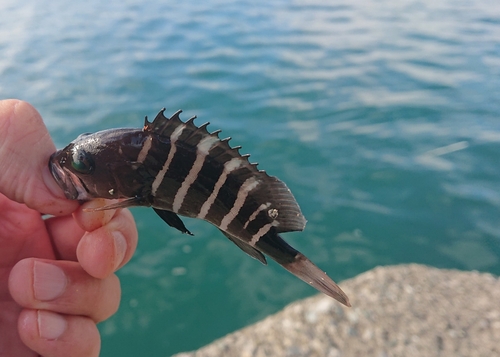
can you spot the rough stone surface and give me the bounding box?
[173,264,500,357]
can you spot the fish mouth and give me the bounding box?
[49,152,91,200]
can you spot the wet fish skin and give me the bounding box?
[49,109,350,307]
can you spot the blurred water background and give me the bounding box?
[1,0,500,355]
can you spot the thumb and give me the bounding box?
[0,100,79,216]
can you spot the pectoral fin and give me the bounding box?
[154,208,193,235]
[219,230,267,265]
[82,197,143,211]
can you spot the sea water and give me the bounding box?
[1,0,499,355]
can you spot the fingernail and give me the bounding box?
[113,231,127,270]
[33,261,67,301]
[38,310,67,340]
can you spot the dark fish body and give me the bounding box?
[49,109,350,306]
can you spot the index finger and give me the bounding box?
[45,200,138,276]
[44,199,121,262]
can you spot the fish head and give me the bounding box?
[49,129,135,200]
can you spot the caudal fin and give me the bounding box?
[283,253,351,307]
[255,228,350,307]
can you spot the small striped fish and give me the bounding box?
[49,109,350,306]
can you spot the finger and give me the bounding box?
[18,309,100,357]
[9,259,121,323]
[0,99,78,215]
[44,215,85,261]
[44,199,128,262]
[46,203,138,277]
[77,208,138,278]
[0,302,34,356]
[73,199,118,232]
[0,193,56,263]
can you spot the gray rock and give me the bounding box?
[173,264,500,357]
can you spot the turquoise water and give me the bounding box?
[2,0,500,355]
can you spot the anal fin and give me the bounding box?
[219,230,267,265]
[154,208,193,235]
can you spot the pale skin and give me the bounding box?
[0,100,139,356]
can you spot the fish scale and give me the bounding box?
[49,108,351,307]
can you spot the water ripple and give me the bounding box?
[1,0,499,355]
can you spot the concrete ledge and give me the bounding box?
[173,264,500,357]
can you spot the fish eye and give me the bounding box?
[71,148,94,174]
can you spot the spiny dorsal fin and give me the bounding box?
[145,109,306,233]
[144,108,184,136]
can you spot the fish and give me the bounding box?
[49,108,350,307]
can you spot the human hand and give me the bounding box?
[0,100,138,357]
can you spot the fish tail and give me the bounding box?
[256,229,351,307]
[283,252,351,307]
